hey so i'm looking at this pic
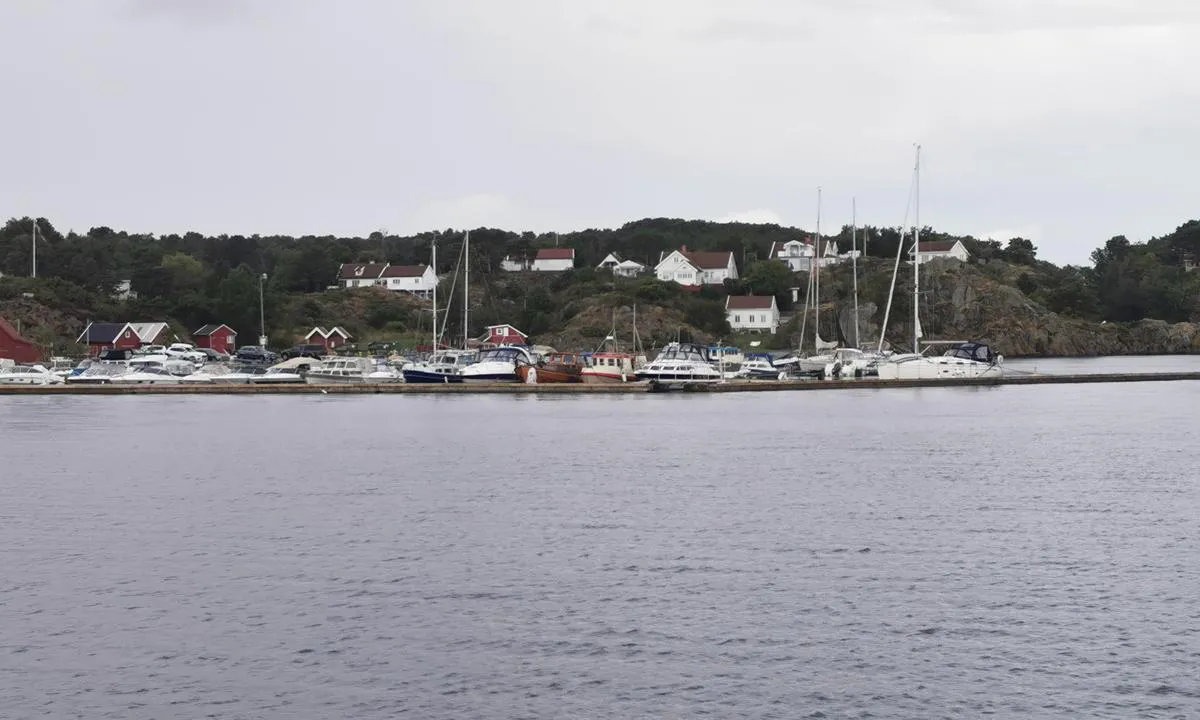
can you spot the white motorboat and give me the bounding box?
[209,364,267,384]
[735,356,784,380]
[460,346,535,383]
[249,358,318,385]
[0,364,63,385]
[636,342,723,384]
[64,360,129,384]
[304,356,380,385]
[110,366,180,385]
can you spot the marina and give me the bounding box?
[2,369,1199,394]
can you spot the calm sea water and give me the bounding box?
[3,369,1200,718]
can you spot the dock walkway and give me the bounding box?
[2,372,1199,395]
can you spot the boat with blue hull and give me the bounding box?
[460,346,535,383]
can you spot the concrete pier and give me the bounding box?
[2,371,1200,395]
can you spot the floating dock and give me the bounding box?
[2,372,1200,395]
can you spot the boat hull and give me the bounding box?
[517,365,581,384]
[636,372,722,384]
[460,373,520,383]
[304,374,368,385]
[876,357,1002,380]
[402,369,464,384]
[581,371,632,384]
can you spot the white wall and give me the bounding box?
[531,258,573,272]
[727,307,779,333]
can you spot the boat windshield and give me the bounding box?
[654,344,708,362]
[479,347,529,363]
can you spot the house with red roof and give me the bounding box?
[0,316,41,363]
[380,264,438,297]
[304,326,353,352]
[337,263,387,288]
[192,324,237,354]
[530,247,575,272]
[480,324,528,347]
[908,240,970,264]
[725,295,780,334]
[655,245,739,287]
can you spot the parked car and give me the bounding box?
[197,348,231,362]
[235,346,278,364]
[164,343,207,363]
[281,344,326,360]
[97,348,136,361]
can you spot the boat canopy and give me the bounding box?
[945,341,997,363]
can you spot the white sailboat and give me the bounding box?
[876,145,1003,380]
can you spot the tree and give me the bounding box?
[1004,237,1038,265]
[740,260,793,300]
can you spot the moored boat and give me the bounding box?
[636,342,723,384]
[580,352,644,384]
[517,351,585,384]
[460,346,534,383]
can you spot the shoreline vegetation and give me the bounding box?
[2,216,1199,358]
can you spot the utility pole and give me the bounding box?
[31,219,38,279]
[259,273,268,347]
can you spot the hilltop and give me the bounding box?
[1,216,1199,357]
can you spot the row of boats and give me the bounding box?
[0,337,1003,387]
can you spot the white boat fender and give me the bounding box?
[525,367,538,384]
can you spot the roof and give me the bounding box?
[338,263,387,280]
[305,326,353,340]
[0,316,32,343]
[911,241,960,254]
[535,248,575,261]
[726,295,776,310]
[77,322,130,344]
[484,324,527,338]
[380,264,428,278]
[129,323,170,342]
[685,250,734,270]
[194,323,236,336]
[616,259,644,268]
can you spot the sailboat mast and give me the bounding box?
[851,198,859,348]
[814,187,821,345]
[463,230,470,349]
[431,236,438,353]
[31,219,38,279]
[912,145,922,355]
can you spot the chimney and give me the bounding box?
[680,244,688,253]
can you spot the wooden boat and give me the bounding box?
[517,352,584,384]
[580,352,644,384]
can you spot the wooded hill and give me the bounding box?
[1,216,1198,356]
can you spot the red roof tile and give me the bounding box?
[725,295,775,310]
[535,248,575,261]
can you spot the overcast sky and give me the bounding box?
[2,0,1197,264]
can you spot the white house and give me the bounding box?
[337,262,387,288]
[113,279,137,301]
[725,295,780,334]
[655,246,738,286]
[597,253,646,278]
[909,240,970,264]
[530,248,575,272]
[380,264,438,297]
[769,238,840,272]
[500,255,529,272]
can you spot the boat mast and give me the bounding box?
[431,236,438,354]
[912,144,922,355]
[851,197,859,348]
[31,219,38,279]
[463,230,470,350]
[814,186,821,347]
